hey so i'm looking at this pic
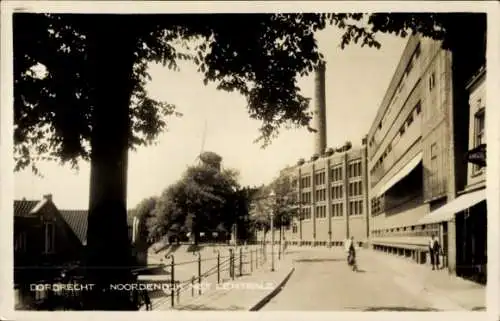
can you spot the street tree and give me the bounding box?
[249,173,300,244]
[151,163,240,244]
[13,12,485,309]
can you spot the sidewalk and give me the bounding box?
[150,255,295,311]
[364,249,485,311]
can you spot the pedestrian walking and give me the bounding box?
[429,234,440,270]
[344,236,357,271]
[141,289,152,311]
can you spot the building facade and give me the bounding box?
[367,33,487,283]
[287,145,370,246]
[256,143,370,247]
[368,35,450,256]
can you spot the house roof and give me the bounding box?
[14,200,42,217]
[59,210,88,245]
[15,197,135,246]
[60,209,135,246]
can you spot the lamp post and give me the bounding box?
[269,190,275,272]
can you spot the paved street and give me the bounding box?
[261,248,485,311]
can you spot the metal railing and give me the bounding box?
[152,245,268,309]
[15,245,274,310]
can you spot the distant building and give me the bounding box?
[284,144,370,246]
[256,62,370,246]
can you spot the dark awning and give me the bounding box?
[417,189,486,225]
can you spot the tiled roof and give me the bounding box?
[59,210,88,245]
[13,200,41,217]
[60,209,134,245]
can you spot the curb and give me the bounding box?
[248,267,295,311]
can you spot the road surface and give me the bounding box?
[260,248,446,311]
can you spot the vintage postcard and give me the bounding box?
[1,1,499,321]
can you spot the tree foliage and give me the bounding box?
[150,158,242,243]
[250,174,300,233]
[14,12,485,174]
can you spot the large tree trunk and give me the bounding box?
[84,16,138,310]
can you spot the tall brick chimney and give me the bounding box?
[313,62,327,155]
[43,194,53,202]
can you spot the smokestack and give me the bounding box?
[313,62,327,155]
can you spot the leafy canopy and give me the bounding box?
[14,13,485,174]
[150,157,241,240]
[250,173,300,231]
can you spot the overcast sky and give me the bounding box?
[14,24,408,209]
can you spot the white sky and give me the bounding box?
[14,25,408,209]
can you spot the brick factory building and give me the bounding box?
[256,62,371,247]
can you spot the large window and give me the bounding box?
[348,181,363,197]
[315,189,326,202]
[45,222,55,254]
[301,207,312,220]
[301,192,311,204]
[473,107,485,174]
[314,171,326,185]
[300,176,311,188]
[348,161,362,178]
[330,166,342,182]
[316,205,327,218]
[474,108,485,146]
[371,196,384,216]
[331,185,343,200]
[331,203,343,217]
[349,200,363,216]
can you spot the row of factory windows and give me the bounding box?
[302,182,363,204]
[370,101,421,178]
[299,200,364,220]
[371,223,440,238]
[371,195,385,216]
[369,42,421,149]
[299,161,363,188]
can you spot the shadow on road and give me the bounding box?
[295,258,344,263]
[175,304,244,311]
[471,307,486,311]
[363,307,439,312]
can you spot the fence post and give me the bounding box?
[229,248,234,280]
[191,276,195,297]
[196,252,202,295]
[167,254,175,307]
[250,249,253,273]
[239,247,243,276]
[217,250,221,284]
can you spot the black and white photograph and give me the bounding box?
[1,0,499,317]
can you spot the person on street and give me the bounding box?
[429,234,440,270]
[344,236,356,270]
[141,289,152,311]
